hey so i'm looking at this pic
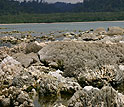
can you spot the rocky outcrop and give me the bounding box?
[12,71,35,88]
[107,26,124,36]
[12,52,39,68]
[0,56,23,87]
[0,86,34,107]
[25,41,44,53]
[37,70,82,96]
[38,41,124,87]
[68,86,124,107]
[94,27,106,34]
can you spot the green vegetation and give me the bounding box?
[0,12,124,24]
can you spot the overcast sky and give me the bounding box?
[18,0,83,3]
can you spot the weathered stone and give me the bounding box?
[25,41,43,53]
[37,70,81,96]
[12,71,35,88]
[1,98,10,107]
[12,52,39,68]
[17,92,29,103]
[81,33,98,41]
[10,42,27,54]
[107,26,124,36]
[38,41,124,86]
[0,46,10,62]
[78,65,123,88]
[0,86,34,107]
[68,86,124,107]
[0,56,23,86]
[94,27,106,34]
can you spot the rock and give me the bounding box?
[38,41,124,86]
[94,27,106,34]
[53,103,66,107]
[25,41,43,53]
[12,53,33,68]
[10,42,27,54]
[107,26,124,36]
[0,46,10,62]
[81,33,98,41]
[0,98,10,107]
[68,86,124,107]
[48,62,58,68]
[0,56,23,86]
[119,65,124,71]
[37,70,82,96]
[12,71,35,88]
[78,65,123,88]
[101,35,123,43]
[83,86,99,91]
[63,37,71,41]
[17,91,29,103]
[0,86,34,107]
[12,52,39,68]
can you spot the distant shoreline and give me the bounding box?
[0,20,124,25]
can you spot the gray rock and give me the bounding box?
[81,33,98,41]
[94,27,106,34]
[12,52,39,68]
[25,41,43,53]
[17,92,29,103]
[68,86,124,107]
[0,56,23,86]
[48,62,58,68]
[0,86,34,107]
[107,26,124,36]
[12,72,35,88]
[37,70,81,96]
[38,41,124,86]
[1,98,10,107]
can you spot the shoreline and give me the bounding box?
[0,20,124,25]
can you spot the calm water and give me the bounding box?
[0,21,124,33]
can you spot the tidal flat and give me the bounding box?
[0,26,124,107]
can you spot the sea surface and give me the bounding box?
[0,21,124,33]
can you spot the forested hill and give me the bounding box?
[1,0,124,15]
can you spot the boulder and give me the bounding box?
[38,41,124,86]
[0,46,10,62]
[107,26,124,36]
[81,33,98,41]
[0,98,10,107]
[37,70,82,96]
[12,52,39,68]
[10,42,27,54]
[68,86,124,107]
[0,86,34,107]
[25,41,43,53]
[12,71,35,88]
[17,91,30,103]
[94,27,106,34]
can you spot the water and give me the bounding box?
[0,21,124,33]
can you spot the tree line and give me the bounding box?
[0,0,124,15]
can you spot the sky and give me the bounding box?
[18,0,83,3]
